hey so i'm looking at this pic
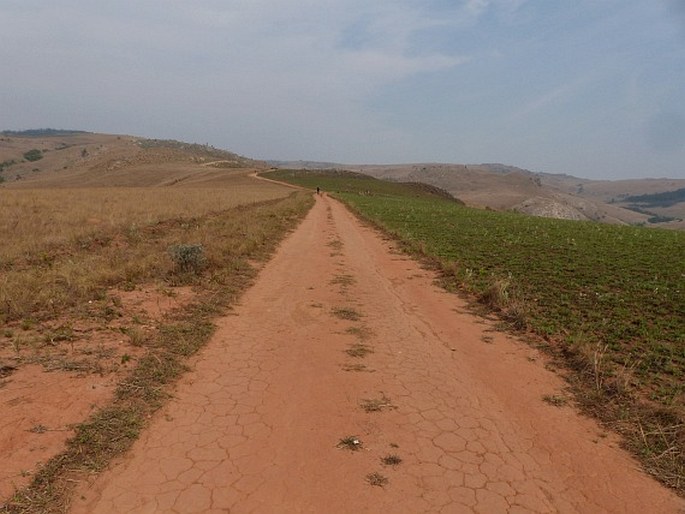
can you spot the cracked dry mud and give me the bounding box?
[72,195,684,513]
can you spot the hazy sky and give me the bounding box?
[2,0,684,179]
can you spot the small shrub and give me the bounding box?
[168,244,206,274]
[0,158,17,171]
[23,149,43,162]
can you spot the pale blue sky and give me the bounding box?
[1,0,683,179]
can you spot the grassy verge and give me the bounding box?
[267,169,685,493]
[1,191,314,513]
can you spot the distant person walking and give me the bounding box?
[316,186,321,195]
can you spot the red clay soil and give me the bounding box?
[71,195,684,513]
[0,286,194,500]
[0,366,115,499]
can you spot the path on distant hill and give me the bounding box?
[72,194,684,513]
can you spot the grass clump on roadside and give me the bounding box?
[332,307,362,321]
[0,191,313,513]
[381,454,403,467]
[360,393,395,413]
[365,472,389,487]
[346,343,374,359]
[267,168,685,494]
[337,436,363,451]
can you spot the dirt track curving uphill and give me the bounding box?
[71,194,684,513]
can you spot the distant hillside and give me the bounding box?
[0,132,265,188]
[623,188,685,208]
[267,160,344,169]
[270,160,685,229]
[1,128,89,138]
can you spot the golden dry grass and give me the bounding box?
[0,181,295,323]
[1,189,314,513]
[0,184,289,263]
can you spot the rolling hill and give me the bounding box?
[270,160,685,229]
[3,131,683,229]
[0,130,264,189]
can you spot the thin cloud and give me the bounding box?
[508,77,592,122]
[0,0,683,178]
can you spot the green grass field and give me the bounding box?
[267,169,685,490]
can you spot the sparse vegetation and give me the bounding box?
[542,394,569,407]
[381,454,403,466]
[360,393,395,412]
[345,326,373,340]
[332,307,362,321]
[137,138,254,165]
[337,436,363,451]
[365,472,389,487]
[342,363,373,372]
[0,190,314,512]
[345,343,374,359]
[331,274,355,287]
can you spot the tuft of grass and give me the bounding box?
[365,472,389,487]
[337,436,363,451]
[360,393,396,413]
[381,454,403,466]
[342,363,374,373]
[121,326,147,347]
[345,326,373,340]
[332,307,362,321]
[0,365,17,379]
[330,274,355,287]
[345,343,374,359]
[542,394,569,407]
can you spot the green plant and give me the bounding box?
[23,149,43,162]
[168,244,206,274]
[0,159,17,172]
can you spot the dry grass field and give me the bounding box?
[0,134,315,511]
[0,183,290,263]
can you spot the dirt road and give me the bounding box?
[72,195,684,513]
